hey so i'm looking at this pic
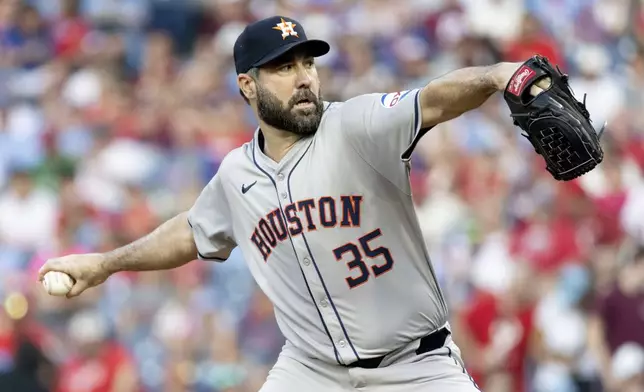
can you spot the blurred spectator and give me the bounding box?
[589,245,644,390]
[238,289,284,368]
[460,0,524,44]
[0,166,58,254]
[568,44,625,130]
[524,0,586,40]
[0,291,59,391]
[509,200,586,273]
[56,309,138,392]
[8,3,51,69]
[51,0,90,61]
[504,14,564,67]
[455,264,536,392]
[335,34,396,99]
[532,264,599,392]
[0,336,53,392]
[621,181,644,244]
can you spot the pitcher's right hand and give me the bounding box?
[38,253,111,298]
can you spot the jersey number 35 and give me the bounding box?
[332,229,394,289]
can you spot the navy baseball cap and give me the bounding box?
[233,16,330,74]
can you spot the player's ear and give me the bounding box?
[238,73,257,102]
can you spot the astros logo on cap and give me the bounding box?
[272,17,298,40]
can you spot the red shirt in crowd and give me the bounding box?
[505,35,564,67]
[461,291,534,392]
[510,216,583,273]
[0,319,56,367]
[56,342,137,392]
[51,17,90,59]
[592,191,627,245]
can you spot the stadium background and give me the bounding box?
[1,0,644,391]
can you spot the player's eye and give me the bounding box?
[279,63,293,72]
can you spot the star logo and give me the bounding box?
[272,18,299,40]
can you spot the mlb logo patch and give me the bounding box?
[380,90,412,108]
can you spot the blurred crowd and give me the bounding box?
[1,0,644,391]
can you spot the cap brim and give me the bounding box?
[252,39,330,69]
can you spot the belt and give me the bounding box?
[346,327,450,369]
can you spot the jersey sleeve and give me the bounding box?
[187,172,236,262]
[339,89,431,191]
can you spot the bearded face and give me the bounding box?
[255,82,324,136]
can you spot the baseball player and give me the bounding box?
[39,16,541,392]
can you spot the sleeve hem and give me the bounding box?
[401,90,433,162]
[197,251,228,262]
[188,216,230,262]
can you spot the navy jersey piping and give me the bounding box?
[447,346,481,390]
[398,91,448,314]
[286,142,361,361]
[251,139,341,364]
[401,89,433,161]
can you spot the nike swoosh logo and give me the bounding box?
[241,181,257,194]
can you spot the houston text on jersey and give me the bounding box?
[250,195,363,261]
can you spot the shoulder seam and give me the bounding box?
[217,141,253,174]
[345,139,413,196]
[339,99,413,196]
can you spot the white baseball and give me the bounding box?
[530,76,552,96]
[42,271,75,296]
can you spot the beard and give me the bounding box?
[256,84,324,136]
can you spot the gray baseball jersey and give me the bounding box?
[188,88,448,366]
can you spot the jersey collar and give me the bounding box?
[252,128,313,173]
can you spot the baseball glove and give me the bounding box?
[504,55,605,181]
